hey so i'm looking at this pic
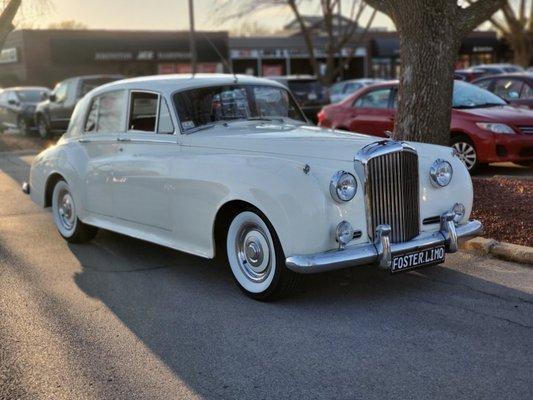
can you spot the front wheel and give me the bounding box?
[52,180,98,243]
[226,210,299,301]
[451,135,478,172]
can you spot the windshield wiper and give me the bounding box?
[186,121,228,133]
[246,117,285,123]
[454,102,504,109]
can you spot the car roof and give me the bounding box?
[89,73,288,97]
[472,72,533,82]
[3,86,50,91]
[266,75,317,81]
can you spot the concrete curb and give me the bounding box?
[460,237,533,266]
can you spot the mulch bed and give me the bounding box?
[0,133,55,153]
[471,177,532,247]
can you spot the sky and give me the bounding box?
[21,0,393,33]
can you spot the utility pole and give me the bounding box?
[188,0,197,74]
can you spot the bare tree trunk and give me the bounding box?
[0,0,21,48]
[393,5,462,145]
[366,0,504,145]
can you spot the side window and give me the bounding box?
[493,79,524,100]
[54,82,69,103]
[7,91,17,104]
[0,92,7,104]
[474,79,492,90]
[129,92,158,132]
[157,98,174,134]
[84,90,127,133]
[522,83,533,99]
[354,88,391,109]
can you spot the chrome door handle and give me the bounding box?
[117,137,131,142]
[78,139,90,143]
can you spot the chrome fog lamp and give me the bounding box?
[429,159,453,187]
[452,202,466,223]
[335,221,354,249]
[330,171,357,202]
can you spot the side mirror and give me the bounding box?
[49,94,56,102]
[8,99,17,106]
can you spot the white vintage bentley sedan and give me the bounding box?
[23,74,482,300]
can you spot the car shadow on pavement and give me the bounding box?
[70,229,533,400]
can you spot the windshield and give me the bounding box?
[453,81,507,109]
[16,90,48,102]
[173,84,307,132]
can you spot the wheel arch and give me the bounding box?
[213,199,277,260]
[44,172,66,208]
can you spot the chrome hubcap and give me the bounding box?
[235,225,271,282]
[57,190,75,230]
[452,142,477,170]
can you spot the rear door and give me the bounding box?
[348,86,395,137]
[80,90,126,217]
[111,90,177,231]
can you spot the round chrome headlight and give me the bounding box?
[330,171,357,202]
[429,159,453,187]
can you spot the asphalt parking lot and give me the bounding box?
[1,151,532,400]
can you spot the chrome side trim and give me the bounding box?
[285,217,482,274]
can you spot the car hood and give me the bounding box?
[186,122,443,162]
[454,105,533,124]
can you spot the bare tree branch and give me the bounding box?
[0,0,21,48]
[459,0,505,34]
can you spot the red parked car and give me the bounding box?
[318,80,533,171]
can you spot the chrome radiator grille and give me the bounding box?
[366,150,420,243]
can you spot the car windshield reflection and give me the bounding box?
[173,85,307,133]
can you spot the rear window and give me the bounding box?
[287,80,328,105]
[80,78,122,97]
[16,90,48,102]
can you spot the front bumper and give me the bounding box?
[285,213,482,274]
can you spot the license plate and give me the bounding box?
[391,245,445,273]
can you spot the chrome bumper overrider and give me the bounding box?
[285,212,482,274]
[21,181,30,195]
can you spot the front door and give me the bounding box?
[348,86,395,137]
[111,91,177,232]
[49,80,72,131]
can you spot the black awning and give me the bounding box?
[371,37,399,58]
[460,35,499,53]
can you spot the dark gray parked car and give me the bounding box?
[0,87,50,135]
[35,74,124,138]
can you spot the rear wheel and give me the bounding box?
[225,210,299,301]
[37,115,50,139]
[52,180,98,243]
[451,135,478,172]
[17,117,30,136]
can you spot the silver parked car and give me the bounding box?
[329,79,383,103]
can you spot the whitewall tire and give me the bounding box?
[52,180,97,243]
[226,210,298,300]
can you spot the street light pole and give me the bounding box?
[188,0,197,74]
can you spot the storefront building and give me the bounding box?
[0,29,229,87]
[0,28,512,88]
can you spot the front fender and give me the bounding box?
[172,149,366,258]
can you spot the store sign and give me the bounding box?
[95,52,133,61]
[0,48,18,64]
[473,46,493,53]
[157,51,191,60]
